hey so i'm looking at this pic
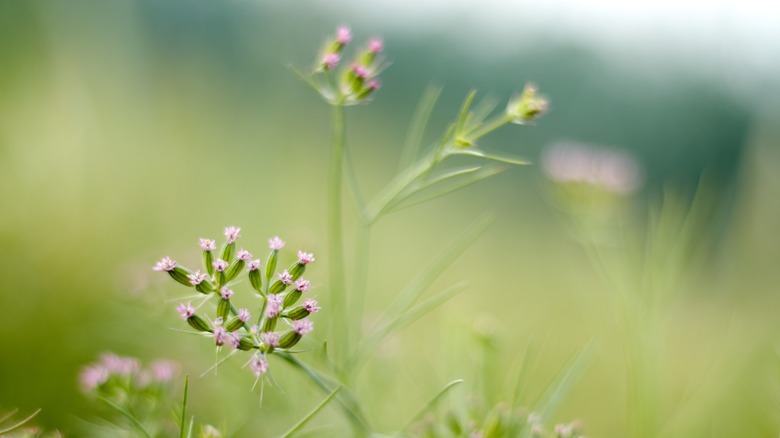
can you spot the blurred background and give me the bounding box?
[1,0,779,436]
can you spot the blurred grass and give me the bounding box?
[0,1,779,436]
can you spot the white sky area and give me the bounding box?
[322,0,780,103]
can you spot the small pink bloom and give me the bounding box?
[262,331,280,348]
[213,326,227,346]
[367,79,380,90]
[214,317,224,327]
[250,325,260,337]
[278,270,293,285]
[100,353,139,376]
[250,354,268,376]
[213,259,229,272]
[238,308,251,322]
[177,303,195,319]
[199,238,216,251]
[265,294,283,318]
[368,38,383,53]
[268,236,285,250]
[293,319,314,335]
[149,360,179,382]
[294,278,311,292]
[237,249,253,261]
[352,64,369,79]
[297,250,315,264]
[153,257,176,271]
[336,26,352,45]
[187,270,209,286]
[220,287,234,299]
[248,259,261,271]
[226,332,242,349]
[224,226,241,243]
[80,365,109,391]
[304,298,320,313]
[323,52,340,70]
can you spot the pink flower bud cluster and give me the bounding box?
[79,353,179,394]
[155,226,322,383]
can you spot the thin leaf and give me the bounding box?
[0,409,19,424]
[399,85,443,171]
[288,66,320,93]
[98,397,152,438]
[452,148,531,166]
[469,96,500,129]
[387,165,508,214]
[454,90,478,135]
[280,386,342,438]
[0,409,41,434]
[179,374,189,438]
[274,352,371,434]
[521,342,594,438]
[404,380,465,430]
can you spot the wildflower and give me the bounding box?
[336,27,352,45]
[367,80,380,91]
[149,360,178,382]
[542,141,643,194]
[265,294,283,318]
[323,53,340,70]
[237,249,253,261]
[352,64,369,79]
[220,287,234,300]
[101,353,139,376]
[224,226,241,243]
[250,325,260,337]
[187,270,209,286]
[213,259,229,272]
[226,332,242,349]
[213,326,227,346]
[80,365,109,391]
[297,251,315,265]
[368,38,383,54]
[294,278,311,292]
[199,238,216,251]
[247,259,261,271]
[153,257,176,271]
[278,270,293,284]
[262,332,280,348]
[249,354,268,376]
[177,303,195,319]
[293,319,314,335]
[268,236,285,250]
[304,298,320,313]
[238,308,251,322]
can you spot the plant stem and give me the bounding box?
[329,102,348,368]
[345,219,371,379]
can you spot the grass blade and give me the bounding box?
[280,386,342,438]
[404,379,464,430]
[179,374,189,438]
[0,409,42,435]
[452,148,531,166]
[98,397,152,438]
[399,85,443,171]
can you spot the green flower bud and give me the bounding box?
[262,316,278,333]
[203,251,214,276]
[249,268,262,293]
[220,242,235,263]
[507,84,549,124]
[195,281,215,294]
[278,331,302,349]
[269,280,288,294]
[289,263,306,281]
[237,337,256,351]
[168,266,193,287]
[224,260,245,283]
[217,298,230,321]
[225,316,244,332]
[265,250,279,282]
[187,315,210,332]
[285,305,309,320]
[283,289,302,308]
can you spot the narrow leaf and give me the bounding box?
[280,386,342,438]
[0,409,41,435]
[98,397,152,438]
[179,374,189,438]
[404,380,464,430]
[455,90,478,135]
[399,85,443,170]
[452,148,531,166]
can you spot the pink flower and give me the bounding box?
[237,249,253,261]
[187,270,209,286]
[368,38,383,53]
[268,236,285,250]
[199,238,216,251]
[304,298,320,313]
[80,365,109,391]
[250,354,268,376]
[248,259,261,271]
[153,257,176,271]
[293,319,314,335]
[177,303,195,319]
[336,26,352,45]
[149,360,179,382]
[265,294,283,318]
[250,325,260,337]
[238,308,251,322]
[323,53,340,70]
[220,287,234,299]
[100,353,139,376]
[213,259,229,272]
[226,332,242,349]
[352,64,369,79]
[262,332,280,348]
[297,250,315,264]
[367,79,380,91]
[294,278,311,292]
[224,226,241,243]
[278,270,293,285]
[213,326,227,346]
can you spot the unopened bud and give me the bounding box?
[168,266,194,287]
[220,242,235,264]
[217,298,230,321]
[187,315,210,332]
[248,263,262,292]
[278,331,302,349]
[224,259,245,283]
[508,84,549,124]
[283,289,302,308]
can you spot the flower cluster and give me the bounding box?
[155,227,320,378]
[542,141,643,195]
[300,26,384,105]
[80,352,178,394]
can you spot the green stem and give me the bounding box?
[468,113,512,140]
[329,103,348,368]
[344,219,371,379]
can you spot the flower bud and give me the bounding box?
[278,331,302,349]
[168,266,194,287]
[237,336,256,351]
[283,289,302,308]
[248,266,262,293]
[507,84,549,124]
[203,250,215,276]
[195,281,215,294]
[262,316,278,333]
[220,242,235,264]
[288,263,306,281]
[217,298,230,321]
[285,298,320,320]
[224,259,245,283]
[265,251,278,282]
[186,315,210,332]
